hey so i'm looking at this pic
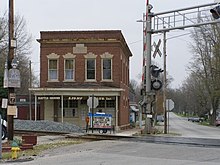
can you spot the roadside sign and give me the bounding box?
[9,93,16,104]
[87,96,99,108]
[7,105,17,116]
[153,39,162,58]
[166,99,174,111]
[1,99,8,109]
[147,114,153,118]
[8,68,21,88]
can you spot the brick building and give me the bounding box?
[30,30,132,131]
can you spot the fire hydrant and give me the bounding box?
[11,141,20,159]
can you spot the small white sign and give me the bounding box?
[8,68,21,88]
[7,105,17,116]
[1,98,8,109]
[166,99,174,111]
[87,96,99,108]
[147,114,153,118]
[3,68,8,88]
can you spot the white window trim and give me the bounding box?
[100,52,113,82]
[63,53,76,82]
[101,58,113,82]
[47,53,60,82]
[84,53,97,82]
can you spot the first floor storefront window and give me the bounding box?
[63,108,77,117]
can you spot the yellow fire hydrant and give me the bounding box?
[11,141,20,159]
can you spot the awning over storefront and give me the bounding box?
[29,87,122,130]
[29,87,124,96]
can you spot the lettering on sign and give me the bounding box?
[68,97,83,100]
[98,97,114,100]
[19,99,26,102]
[9,93,16,104]
[38,96,60,100]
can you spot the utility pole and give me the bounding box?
[143,0,153,134]
[163,31,167,134]
[29,60,32,120]
[137,13,146,129]
[7,0,15,141]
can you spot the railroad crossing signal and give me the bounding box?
[210,5,220,19]
[152,39,162,58]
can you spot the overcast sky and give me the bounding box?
[0,0,215,88]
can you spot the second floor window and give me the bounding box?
[48,59,58,80]
[65,59,74,80]
[86,59,95,80]
[103,59,112,80]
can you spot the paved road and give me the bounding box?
[7,113,220,164]
[168,112,220,139]
[14,140,220,165]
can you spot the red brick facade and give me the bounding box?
[31,30,132,130]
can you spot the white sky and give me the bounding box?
[0,0,215,88]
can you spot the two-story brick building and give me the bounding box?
[30,30,132,131]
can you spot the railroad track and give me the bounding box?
[14,129,135,141]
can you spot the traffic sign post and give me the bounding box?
[87,96,99,108]
[165,99,174,134]
[87,95,99,133]
[166,99,174,111]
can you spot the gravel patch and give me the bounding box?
[14,119,85,133]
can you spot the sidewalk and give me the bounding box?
[115,128,142,136]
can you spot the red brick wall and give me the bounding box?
[40,43,126,88]
[39,30,131,127]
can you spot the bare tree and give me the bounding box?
[185,22,220,125]
[0,13,37,95]
[129,79,142,103]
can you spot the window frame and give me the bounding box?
[84,53,97,82]
[64,58,75,81]
[86,58,96,80]
[100,53,113,82]
[102,58,112,81]
[63,108,78,117]
[63,53,76,82]
[47,53,60,82]
[48,59,58,81]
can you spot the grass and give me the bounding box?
[1,138,86,160]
